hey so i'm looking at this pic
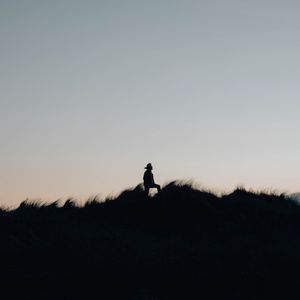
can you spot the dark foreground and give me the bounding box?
[1,183,300,299]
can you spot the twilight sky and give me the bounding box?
[1,0,300,206]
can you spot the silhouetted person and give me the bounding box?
[143,163,161,196]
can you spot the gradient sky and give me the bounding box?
[1,0,300,206]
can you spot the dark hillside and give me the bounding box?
[1,182,300,300]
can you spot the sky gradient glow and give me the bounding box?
[1,0,300,206]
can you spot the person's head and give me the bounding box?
[145,163,153,171]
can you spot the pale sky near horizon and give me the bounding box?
[1,0,300,206]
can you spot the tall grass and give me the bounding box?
[0,182,299,300]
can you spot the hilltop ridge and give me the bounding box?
[1,182,299,300]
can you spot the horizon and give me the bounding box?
[1,180,298,209]
[1,0,300,206]
[2,181,299,210]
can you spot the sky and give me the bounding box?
[1,0,300,206]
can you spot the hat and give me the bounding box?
[145,163,152,169]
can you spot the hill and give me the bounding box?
[0,182,300,300]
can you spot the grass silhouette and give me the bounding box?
[0,182,299,299]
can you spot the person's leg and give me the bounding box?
[154,184,161,193]
[144,186,150,196]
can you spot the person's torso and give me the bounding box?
[143,170,154,186]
